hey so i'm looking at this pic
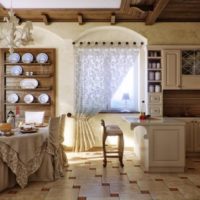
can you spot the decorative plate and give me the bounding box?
[20,127,38,133]
[8,53,20,63]
[38,93,49,104]
[22,53,34,63]
[36,53,48,64]
[10,65,23,76]
[20,79,38,89]
[7,93,19,103]
[24,94,34,104]
[34,123,48,127]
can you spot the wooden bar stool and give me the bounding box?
[101,119,124,167]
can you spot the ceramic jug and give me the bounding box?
[7,111,15,128]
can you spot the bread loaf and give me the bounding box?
[0,123,12,132]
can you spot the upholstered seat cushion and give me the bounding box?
[106,125,123,135]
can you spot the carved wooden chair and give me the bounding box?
[101,119,124,167]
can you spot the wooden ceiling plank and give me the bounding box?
[145,0,170,25]
[78,14,83,25]
[120,0,132,11]
[0,3,7,15]
[111,13,116,25]
[41,13,50,25]
[130,4,153,11]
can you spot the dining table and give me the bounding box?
[0,126,49,191]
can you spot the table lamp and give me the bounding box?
[122,93,130,112]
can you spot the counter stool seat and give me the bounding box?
[101,119,124,167]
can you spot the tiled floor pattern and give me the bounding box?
[1,150,200,200]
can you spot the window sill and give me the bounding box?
[99,111,139,114]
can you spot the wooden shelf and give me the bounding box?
[4,74,52,78]
[148,57,162,59]
[148,80,161,82]
[0,48,56,123]
[4,87,52,91]
[5,103,51,106]
[147,48,163,117]
[148,69,162,71]
[4,62,51,66]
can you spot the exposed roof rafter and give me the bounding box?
[0,0,199,24]
[145,0,171,25]
[41,13,50,25]
[111,13,116,25]
[78,14,83,25]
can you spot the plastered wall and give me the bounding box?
[1,22,200,148]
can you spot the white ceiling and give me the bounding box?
[0,0,121,9]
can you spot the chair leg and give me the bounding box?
[119,135,124,167]
[102,134,107,167]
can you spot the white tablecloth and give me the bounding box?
[0,127,48,188]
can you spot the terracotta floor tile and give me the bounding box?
[140,190,150,194]
[110,193,119,197]
[169,188,179,191]
[77,196,87,200]
[2,150,200,200]
[79,184,110,198]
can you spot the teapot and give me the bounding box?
[6,111,15,128]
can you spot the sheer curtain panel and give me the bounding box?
[74,46,139,151]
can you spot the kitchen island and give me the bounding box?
[123,116,186,172]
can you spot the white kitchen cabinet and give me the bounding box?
[194,121,200,152]
[185,121,194,152]
[149,93,162,104]
[184,120,200,155]
[148,93,163,117]
[148,104,163,117]
[163,50,181,89]
[147,48,163,117]
[181,50,200,89]
[124,116,185,172]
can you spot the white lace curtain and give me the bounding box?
[74,46,139,151]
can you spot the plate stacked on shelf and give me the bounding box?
[36,53,48,64]
[38,93,49,104]
[20,79,38,89]
[24,94,34,104]
[22,53,34,63]
[7,93,19,103]
[8,53,20,63]
[10,65,23,76]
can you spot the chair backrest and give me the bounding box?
[101,119,106,133]
[59,114,66,143]
[48,117,61,150]
[25,111,45,124]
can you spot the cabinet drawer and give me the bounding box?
[149,105,162,116]
[149,93,162,104]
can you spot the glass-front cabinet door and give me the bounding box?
[182,50,200,75]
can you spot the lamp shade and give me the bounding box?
[122,93,130,100]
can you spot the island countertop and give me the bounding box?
[123,116,185,129]
[123,116,186,173]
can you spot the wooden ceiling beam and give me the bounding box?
[41,13,50,25]
[78,14,83,25]
[130,4,153,12]
[120,0,132,12]
[111,13,116,25]
[145,0,170,25]
[120,0,147,18]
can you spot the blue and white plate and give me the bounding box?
[22,53,34,63]
[8,53,20,63]
[20,79,38,89]
[38,93,49,104]
[10,65,23,76]
[7,93,19,103]
[36,53,48,64]
[24,94,34,104]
